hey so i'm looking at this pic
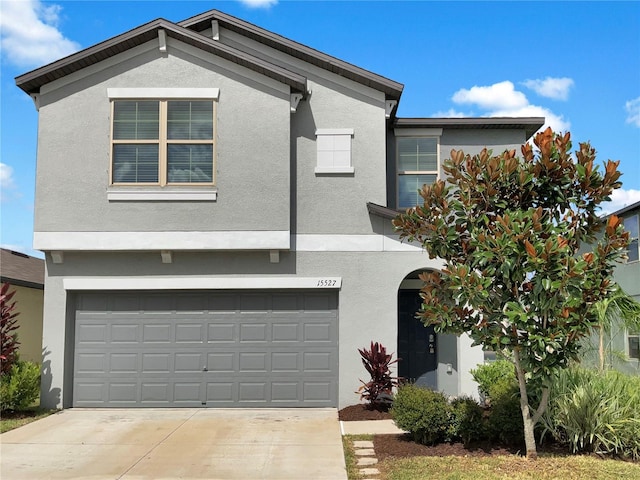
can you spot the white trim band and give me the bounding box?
[33,233,424,252]
[107,190,217,201]
[107,88,220,99]
[295,234,424,252]
[34,231,290,251]
[63,276,342,291]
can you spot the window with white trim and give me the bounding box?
[315,129,354,174]
[397,137,438,209]
[111,99,215,185]
[623,214,639,263]
[628,331,639,360]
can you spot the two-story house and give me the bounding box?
[16,10,543,410]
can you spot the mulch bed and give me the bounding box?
[338,403,393,421]
[339,404,572,460]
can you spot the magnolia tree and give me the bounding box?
[393,128,629,459]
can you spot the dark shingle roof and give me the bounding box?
[15,18,307,95]
[0,249,45,289]
[395,117,545,140]
[178,10,404,101]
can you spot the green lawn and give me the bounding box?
[343,436,640,480]
[0,408,55,433]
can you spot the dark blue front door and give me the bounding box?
[397,290,437,389]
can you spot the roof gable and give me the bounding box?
[15,18,307,95]
[178,10,403,100]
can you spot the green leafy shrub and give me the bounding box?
[470,359,515,400]
[487,379,523,446]
[0,361,41,412]
[392,383,451,445]
[447,396,487,444]
[541,367,640,460]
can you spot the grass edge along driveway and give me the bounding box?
[342,435,640,480]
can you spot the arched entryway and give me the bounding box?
[397,270,437,389]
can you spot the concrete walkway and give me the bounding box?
[340,419,405,435]
[0,408,347,480]
[340,420,406,480]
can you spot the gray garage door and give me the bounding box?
[73,290,338,407]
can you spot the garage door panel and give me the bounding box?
[175,323,205,343]
[141,382,171,403]
[142,324,172,343]
[76,324,108,344]
[206,382,234,402]
[109,382,137,402]
[174,352,205,372]
[207,352,235,372]
[272,323,299,342]
[304,382,333,402]
[110,353,138,373]
[74,291,337,407]
[111,324,139,343]
[208,323,235,342]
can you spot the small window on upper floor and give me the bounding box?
[111,100,215,186]
[315,129,354,174]
[397,137,438,209]
[628,331,640,360]
[623,214,639,263]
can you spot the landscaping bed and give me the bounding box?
[339,404,572,461]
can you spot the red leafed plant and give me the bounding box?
[1,283,20,375]
[356,341,400,409]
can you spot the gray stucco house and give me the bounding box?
[16,10,543,409]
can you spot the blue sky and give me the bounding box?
[1,0,639,258]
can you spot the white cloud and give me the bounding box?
[431,108,470,118]
[0,163,17,202]
[522,77,574,101]
[599,188,640,215]
[238,0,278,8]
[446,80,570,133]
[0,163,16,190]
[625,97,640,127]
[452,81,528,110]
[0,0,81,67]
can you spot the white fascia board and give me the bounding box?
[107,88,220,99]
[33,231,290,251]
[63,276,342,291]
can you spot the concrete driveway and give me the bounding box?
[0,408,347,480]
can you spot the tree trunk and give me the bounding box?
[512,349,549,460]
[599,326,605,371]
[512,350,537,459]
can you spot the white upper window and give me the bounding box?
[107,89,219,195]
[396,137,439,209]
[624,214,639,263]
[628,331,640,360]
[315,129,354,174]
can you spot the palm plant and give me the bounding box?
[593,284,640,371]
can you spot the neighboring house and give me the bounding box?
[0,249,44,364]
[611,201,640,371]
[16,9,543,410]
